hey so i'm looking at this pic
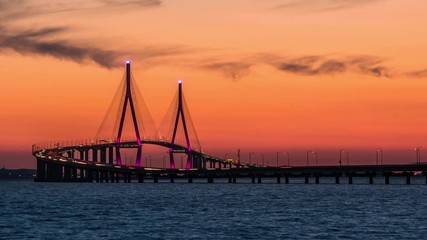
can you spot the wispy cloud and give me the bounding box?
[0,27,124,68]
[204,54,393,80]
[406,68,427,78]
[101,0,162,7]
[272,0,385,12]
[272,55,392,77]
[0,0,166,69]
[201,61,253,81]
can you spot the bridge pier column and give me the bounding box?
[115,173,119,183]
[232,175,237,183]
[285,176,289,184]
[257,175,262,184]
[170,174,175,183]
[67,150,73,159]
[369,175,374,184]
[63,166,70,181]
[72,168,77,181]
[305,175,309,184]
[277,176,281,184]
[188,175,193,183]
[100,148,106,164]
[348,175,353,184]
[100,171,104,183]
[108,147,114,164]
[95,171,99,182]
[251,175,256,184]
[36,159,46,182]
[406,174,411,185]
[228,175,232,183]
[87,170,93,182]
[137,174,144,183]
[385,175,390,184]
[315,175,320,184]
[207,174,214,183]
[110,172,115,183]
[335,175,340,184]
[153,175,159,183]
[84,150,89,161]
[92,149,98,163]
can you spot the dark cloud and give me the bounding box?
[0,0,168,69]
[0,27,123,68]
[406,68,427,78]
[272,0,385,12]
[101,0,162,7]
[202,62,253,81]
[272,55,392,77]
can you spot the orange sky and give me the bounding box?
[1,0,427,168]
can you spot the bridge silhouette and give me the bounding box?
[33,61,427,184]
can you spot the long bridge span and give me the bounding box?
[33,61,427,184]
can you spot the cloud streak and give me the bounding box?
[0,27,124,68]
[202,61,253,81]
[273,55,392,77]
[0,0,170,69]
[272,0,386,12]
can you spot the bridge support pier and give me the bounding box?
[251,175,255,184]
[188,175,193,183]
[335,175,340,184]
[108,147,114,164]
[277,176,281,184]
[406,174,411,185]
[153,175,159,183]
[170,174,175,183]
[92,149,98,163]
[207,174,214,183]
[315,176,320,184]
[257,175,262,184]
[100,148,106,163]
[84,150,89,161]
[369,175,374,184]
[305,175,309,184]
[385,175,390,184]
[233,175,236,183]
[285,176,289,184]
[348,175,353,184]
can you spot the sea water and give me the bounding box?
[1,178,427,239]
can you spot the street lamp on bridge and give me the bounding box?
[276,152,281,167]
[249,152,254,164]
[415,147,422,165]
[284,152,290,166]
[306,151,317,166]
[340,149,349,166]
[376,148,383,166]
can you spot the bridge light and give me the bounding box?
[126,60,131,64]
[178,80,182,84]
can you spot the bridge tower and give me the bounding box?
[168,81,200,169]
[116,61,142,166]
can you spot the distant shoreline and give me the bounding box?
[0,168,36,179]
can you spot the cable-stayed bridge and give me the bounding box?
[33,62,427,184]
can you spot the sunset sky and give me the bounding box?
[1,0,427,168]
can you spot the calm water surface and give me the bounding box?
[1,179,427,239]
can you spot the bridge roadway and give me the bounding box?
[33,141,427,184]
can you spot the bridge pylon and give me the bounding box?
[168,81,200,169]
[116,61,142,166]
